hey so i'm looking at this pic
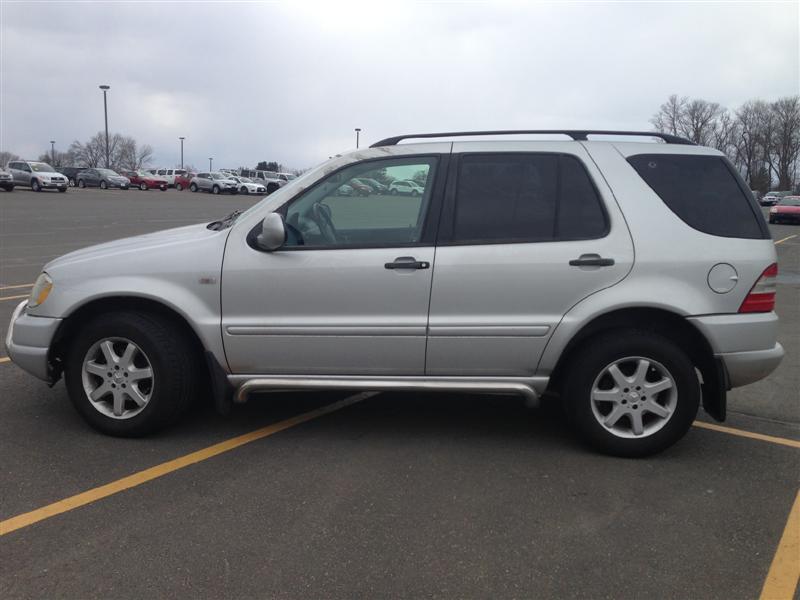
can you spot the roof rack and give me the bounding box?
[370,130,695,147]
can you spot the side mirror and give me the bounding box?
[256,213,286,251]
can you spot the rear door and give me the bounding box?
[426,142,634,376]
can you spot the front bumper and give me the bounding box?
[41,180,68,189]
[688,313,784,388]
[5,300,62,382]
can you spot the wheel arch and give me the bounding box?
[547,306,726,421]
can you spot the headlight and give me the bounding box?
[29,273,53,308]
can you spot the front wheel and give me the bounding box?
[31,179,42,192]
[240,186,249,194]
[78,179,86,188]
[139,182,148,191]
[176,183,183,191]
[562,330,700,457]
[58,187,67,193]
[212,185,220,195]
[64,312,197,437]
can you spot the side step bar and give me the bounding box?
[234,376,540,406]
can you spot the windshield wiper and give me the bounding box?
[207,209,243,231]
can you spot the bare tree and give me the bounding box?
[0,150,20,167]
[37,150,74,167]
[69,133,106,167]
[116,137,153,170]
[650,95,687,136]
[769,96,800,190]
[68,132,153,170]
[680,99,724,145]
[735,100,771,190]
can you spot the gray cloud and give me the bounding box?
[1,1,797,170]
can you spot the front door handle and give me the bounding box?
[569,254,615,267]
[385,256,430,270]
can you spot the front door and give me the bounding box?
[221,153,447,375]
[426,143,634,376]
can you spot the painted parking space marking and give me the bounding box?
[0,392,374,537]
[0,283,34,291]
[774,234,798,245]
[0,357,10,364]
[692,421,800,450]
[759,491,800,600]
[0,294,29,302]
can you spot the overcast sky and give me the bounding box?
[1,1,798,171]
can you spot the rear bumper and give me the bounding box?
[5,300,61,383]
[688,313,784,388]
[719,344,784,388]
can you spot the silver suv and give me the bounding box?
[189,172,239,194]
[5,130,783,456]
[6,160,68,192]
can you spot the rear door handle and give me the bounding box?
[569,254,615,267]
[385,256,430,270]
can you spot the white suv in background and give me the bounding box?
[155,168,188,187]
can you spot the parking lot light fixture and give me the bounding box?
[179,137,185,169]
[50,141,55,166]
[99,85,111,168]
[209,157,213,171]
[355,128,361,149]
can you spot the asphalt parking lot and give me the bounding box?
[0,187,798,599]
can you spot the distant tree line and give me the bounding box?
[651,94,800,192]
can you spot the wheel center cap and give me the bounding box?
[630,392,639,400]
[113,372,125,383]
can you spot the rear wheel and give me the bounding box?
[65,311,197,437]
[562,330,699,457]
[100,181,108,190]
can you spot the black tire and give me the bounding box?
[69,178,76,187]
[31,179,42,192]
[240,186,248,194]
[78,179,86,188]
[769,216,775,224]
[58,187,67,193]
[561,330,700,457]
[139,182,148,191]
[100,181,108,190]
[212,185,220,195]
[1,184,14,192]
[267,183,279,195]
[190,183,198,192]
[390,188,398,195]
[64,311,197,437]
[176,183,183,191]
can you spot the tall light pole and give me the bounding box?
[355,127,361,149]
[99,85,111,168]
[50,141,56,166]
[209,157,213,171]
[179,137,185,169]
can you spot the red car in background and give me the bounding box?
[120,170,168,191]
[173,172,195,191]
[768,196,800,224]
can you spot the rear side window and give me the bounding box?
[451,153,607,243]
[627,154,768,239]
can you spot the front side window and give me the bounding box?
[282,157,438,248]
[451,153,607,244]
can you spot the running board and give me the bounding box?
[234,376,540,406]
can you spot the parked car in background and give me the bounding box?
[768,196,800,224]
[190,172,239,194]
[277,172,297,182]
[119,170,168,191]
[6,160,68,192]
[358,177,389,194]
[0,169,14,191]
[389,179,424,196]
[77,168,130,190]
[173,172,195,191]
[335,184,355,196]
[57,167,87,187]
[240,169,284,194]
[760,191,791,206]
[348,178,374,196]
[154,168,189,187]
[229,176,267,195]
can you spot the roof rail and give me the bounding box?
[370,130,695,147]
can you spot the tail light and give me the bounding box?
[739,263,778,313]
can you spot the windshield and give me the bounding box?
[31,162,55,172]
[778,197,800,206]
[211,173,229,180]
[97,169,118,176]
[239,177,253,183]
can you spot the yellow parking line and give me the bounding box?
[774,234,797,245]
[0,357,9,364]
[0,294,29,302]
[0,393,372,536]
[760,491,800,600]
[693,421,800,450]
[0,283,33,291]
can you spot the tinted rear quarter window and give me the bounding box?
[452,153,607,243]
[627,154,768,239]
